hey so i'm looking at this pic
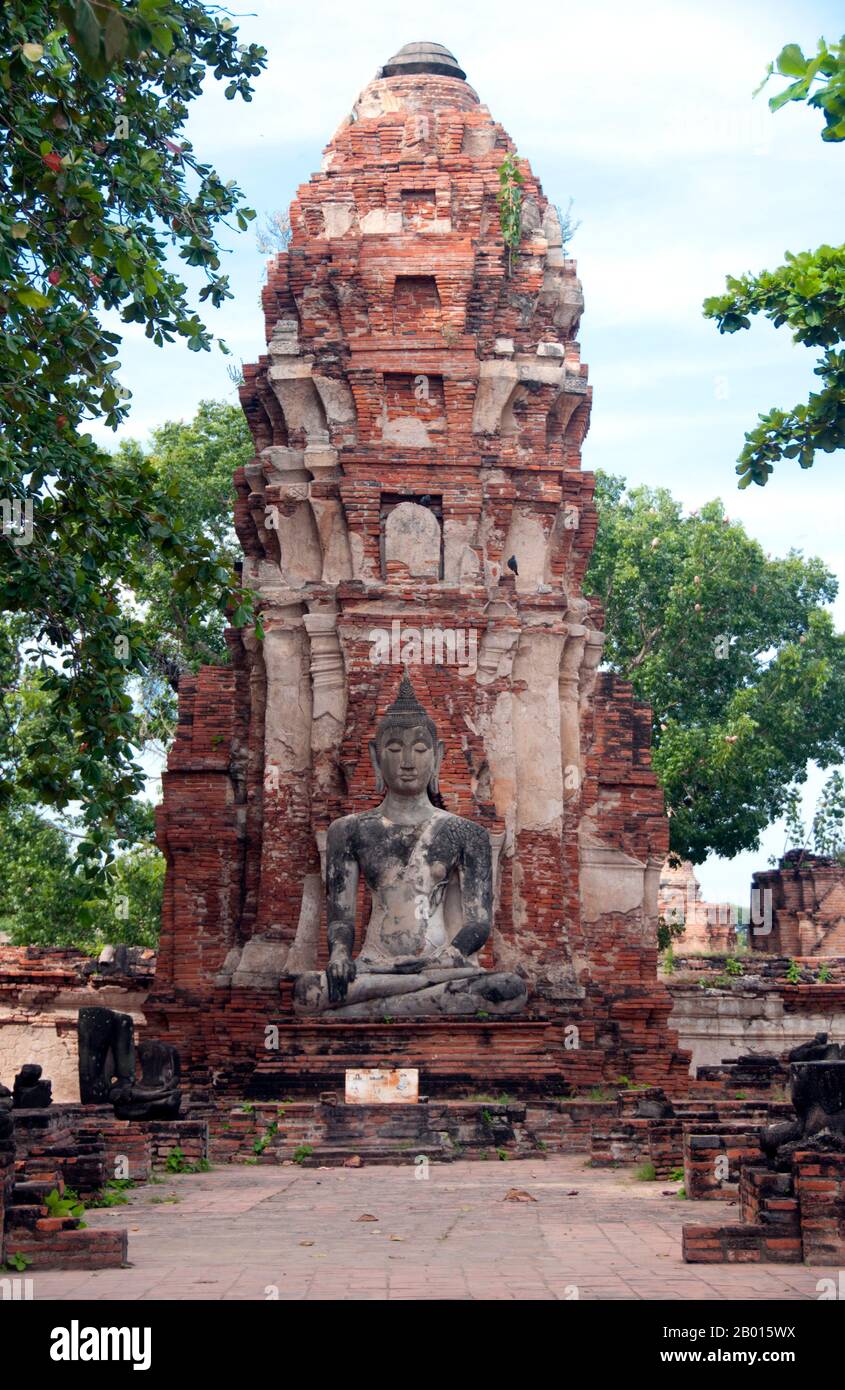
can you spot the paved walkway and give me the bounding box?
[29,1156,831,1300]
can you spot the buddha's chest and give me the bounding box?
[357,817,457,894]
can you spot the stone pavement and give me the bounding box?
[27,1155,832,1300]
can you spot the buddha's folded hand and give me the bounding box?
[431,943,469,969]
[390,955,429,974]
[327,953,357,1002]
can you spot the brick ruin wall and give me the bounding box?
[751,858,845,957]
[0,947,155,1102]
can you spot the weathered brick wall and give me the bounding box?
[795,1150,845,1265]
[684,1150,845,1266]
[155,660,252,988]
[752,858,845,956]
[683,1128,765,1200]
[0,947,155,1102]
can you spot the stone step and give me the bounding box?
[11,1177,64,1205]
[247,1137,547,1166]
[6,1203,48,1230]
[295,1145,454,1167]
[7,1226,128,1270]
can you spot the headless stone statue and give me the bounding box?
[293,674,527,1019]
[0,1084,12,1145]
[12,1063,51,1108]
[77,1007,182,1120]
[761,1045,845,1168]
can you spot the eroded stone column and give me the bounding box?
[303,607,347,806]
[559,623,587,805]
[509,626,572,987]
[262,447,322,586]
[252,603,314,961]
[305,444,353,584]
[579,627,606,707]
[513,627,565,838]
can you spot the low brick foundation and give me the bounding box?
[681,1221,800,1264]
[683,1128,765,1200]
[7,1225,127,1271]
[795,1153,845,1265]
[1,1106,131,1271]
[591,1099,788,1176]
[684,1150,845,1265]
[12,1105,208,1184]
[210,1099,543,1165]
[13,1106,109,1196]
[1,1105,210,1270]
[524,1099,618,1153]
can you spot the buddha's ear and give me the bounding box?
[429,738,445,796]
[368,738,384,794]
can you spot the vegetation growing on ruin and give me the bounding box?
[496,151,524,275]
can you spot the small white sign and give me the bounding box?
[345,1068,419,1104]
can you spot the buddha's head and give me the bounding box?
[370,673,444,801]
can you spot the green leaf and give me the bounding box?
[103,9,127,64]
[73,0,102,61]
[152,25,175,55]
[15,287,51,309]
[776,44,807,77]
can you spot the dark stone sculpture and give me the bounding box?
[78,1005,135,1105]
[294,674,527,1018]
[0,1085,14,1218]
[12,1063,52,1108]
[634,1089,675,1119]
[113,1040,181,1121]
[761,1044,845,1169]
[787,1033,838,1062]
[78,1006,181,1120]
[0,1084,13,1146]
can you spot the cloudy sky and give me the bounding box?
[113,0,845,901]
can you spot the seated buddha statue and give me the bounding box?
[293,674,527,1018]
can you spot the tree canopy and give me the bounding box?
[0,394,249,947]
[0,608,162,946]
[115,399,252,744]
[587,471,845,862]
[1,397,249,948]
[0,1,265,867]
[704,36,845,488]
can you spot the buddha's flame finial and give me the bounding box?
[375,671,437,740]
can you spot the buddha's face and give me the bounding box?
[372,721,443,798]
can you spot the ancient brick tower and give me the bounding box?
[152,42,689,1096]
